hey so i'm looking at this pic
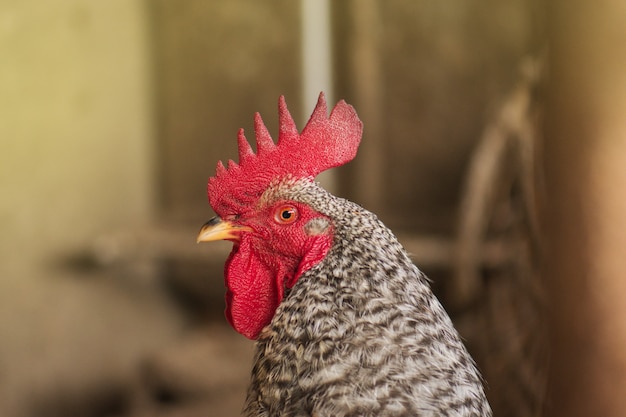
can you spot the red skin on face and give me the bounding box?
[223,201,333,339]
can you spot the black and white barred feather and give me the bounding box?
[242,178,492,417]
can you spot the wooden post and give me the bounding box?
[541,1,626,415]
[344,0,384,214]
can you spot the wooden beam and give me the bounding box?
[541,1,626,415]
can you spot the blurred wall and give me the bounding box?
[0,2,166,416]
[151,0,302,223]
[0,0,155,273]
[333,0,541,233]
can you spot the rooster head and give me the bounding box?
[197,93,363,339]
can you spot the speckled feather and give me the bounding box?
[241,178,492,417]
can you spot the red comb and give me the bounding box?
[208,92,363,214]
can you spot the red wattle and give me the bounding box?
[224,240,279,339]
[224,233,332,340]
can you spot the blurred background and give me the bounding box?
[2,1,626,416]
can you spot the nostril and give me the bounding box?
[205,216,222,226]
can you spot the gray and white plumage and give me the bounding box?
[241,178,492,417]
[198,95,492,417]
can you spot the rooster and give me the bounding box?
[197,93,492,417]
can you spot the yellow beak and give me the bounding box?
[197,216,252,243]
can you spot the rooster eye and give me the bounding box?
[275,205,298,224]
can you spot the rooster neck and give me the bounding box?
[266,199,441,340]
[243,195,491,417]
[259,180,440,335]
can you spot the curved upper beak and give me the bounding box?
[197,216,252,243]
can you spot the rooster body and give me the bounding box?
[198,94,491,417]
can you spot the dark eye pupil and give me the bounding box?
[281,210,292,220]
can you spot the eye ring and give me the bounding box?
[274,205,298,224]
